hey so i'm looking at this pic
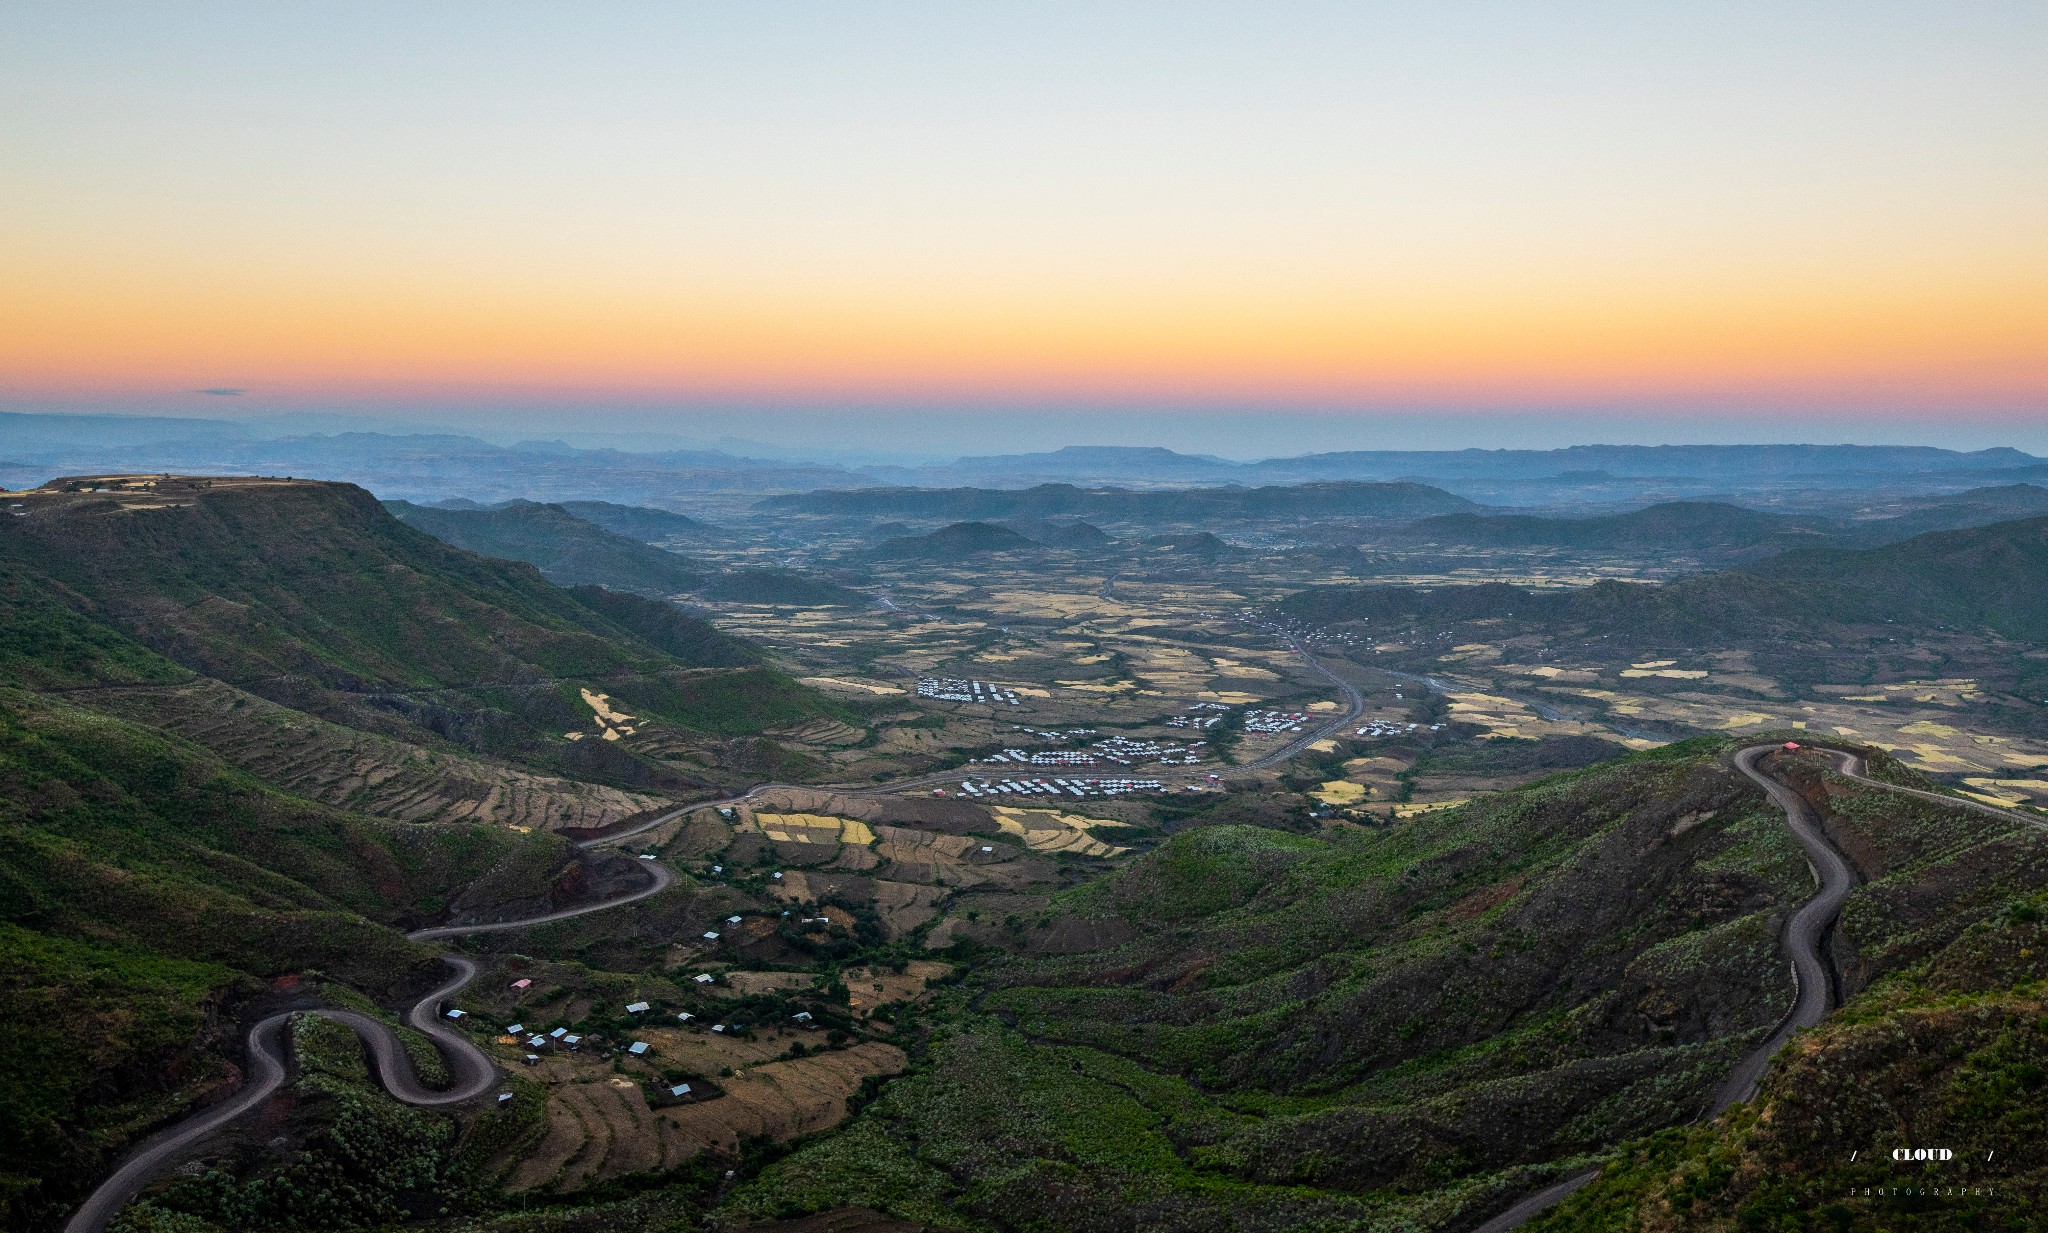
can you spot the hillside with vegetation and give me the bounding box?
[866,521,1040,561]
[385,499,710,595]
[720,740,2048,1230]
[0,475,872,1231]
[765,480,1479,524]
[1279,513,2048,646]
[8,475,2047,1233]
[555,499,719,543]
[1531,753,2048,1231]
[698,568,869,606]
[1395,501,1830,553]
[1,478,844,786]
[0,682,593,1229]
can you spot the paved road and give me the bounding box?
[1470,1169,1603,1233]
[66,641,1372,1232]
[1816,747,2048,832]
[1241,637,1369,771]
[1472,741,1862,1231]
[1705,744,1859,1109]
[64,807,692,1233]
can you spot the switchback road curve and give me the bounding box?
[1469,742,2048,1231]
[1474,742,1860,1232]
[65,808,687,1233]
[67,640,1364,1231]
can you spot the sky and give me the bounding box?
[3,2,2044,453]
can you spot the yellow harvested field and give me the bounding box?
[753,812,842,843]
[1394,799,1468,817]
[750,812,875,847]
[990,806,1130,857]
[1438,645,1501,663]
[1963,789,2027,806]
[572,688,640,739]
[1209,657,1281,679]
[797,677,906,696]
[1620,668,1709,679]
[1713,712,1781,729]
[1503,664,1600,682]
[1314,780,1369,805]
[1444,691,1600,741]
[503,1041,905,1192]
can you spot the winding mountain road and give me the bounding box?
[1704,744,1858,1110]
[64,635,1365,1230]
[80,691,2029,1233]
[65,807,688,1233]
[1471,741,2023,1232]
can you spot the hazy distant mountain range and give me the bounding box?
[770,479,1479,523]
[5,411,2042,511]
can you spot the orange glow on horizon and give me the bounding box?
[4,260,2042,412]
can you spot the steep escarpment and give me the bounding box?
[0,476,846,784]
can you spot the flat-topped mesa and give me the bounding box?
[8,472,331,503]
[0,470,840,774]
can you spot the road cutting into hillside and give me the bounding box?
[1476,742,1919,1232]
[64,806,690,1233]
[65,641,1363,1233]
[1816,746,2048,832]
[1706,744,1859,1110]
[83,717,2025,1232]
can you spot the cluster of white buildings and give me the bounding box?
[1357,721,1447,738]
[1094,735,1201,762]
[957,776,1166,798]
[1012,725,1096,740]
[917,677,1022,705]
[982,748,1100,766]
[1244,710,1311,733]
[1166,714,1223,730]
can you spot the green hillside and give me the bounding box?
[0,478,845,775]
[555,499,717,543]
[1532,756,2048,1231]
[867,521,1039,561]
[1741,512,2048,641]
[724,738,2048,1231]
[1398,501,1829,551]
[696,568,868,606]
[1279,512,2048,645]
[0,685,577,1229]
[0,476,856,1229]
[386,499,708,595]
[562,584,760,665]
